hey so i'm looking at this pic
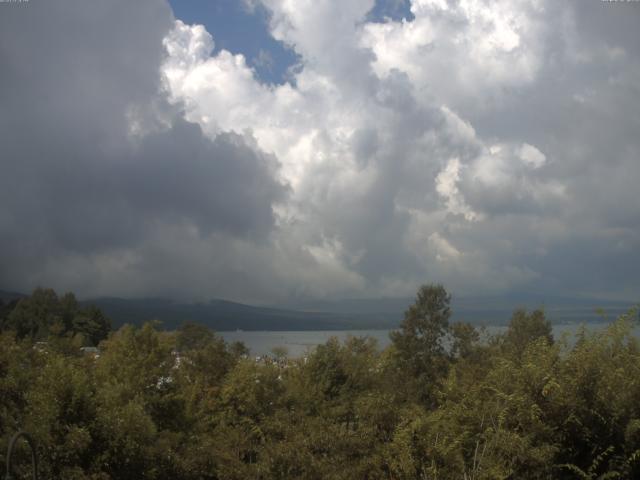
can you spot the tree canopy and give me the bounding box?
[1,288,110,346]
[1,285,639,479]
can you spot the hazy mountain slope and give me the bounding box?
[0,289,27,302]
[4,288,635,331]
[82,297,398,331]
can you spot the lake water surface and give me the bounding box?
[220,322,637,357]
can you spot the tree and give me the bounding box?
[0,298,19,330]
[503,308,553,355]
[72,305,111,346]
[449,321,480,360]
[1,289,111,345]
[4,288,61,339]
[24,354,97,480]
[390,284,452,406]
[176,321,215,352]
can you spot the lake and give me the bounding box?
[220,322,638,357]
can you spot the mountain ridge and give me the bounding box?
[2,289,636,331]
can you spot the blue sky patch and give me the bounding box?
[366,0,414,23]
[168,0,299,85]
[168,1,414,85]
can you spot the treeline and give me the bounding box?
[1,286,640,479]
[0,288,110,347]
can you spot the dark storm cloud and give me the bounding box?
[0,0,288,294]
[2,0,639,302]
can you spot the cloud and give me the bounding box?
[0,0,288,300]
[161,0,640,300]
[361,0,547,112]
[436,157,481,222]
[253,49,275,73]
[1,0,639,302]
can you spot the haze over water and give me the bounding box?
[220,322,640,357]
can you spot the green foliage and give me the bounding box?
[2,287,640,479]
[450,321,481,360]
[176,321,216,352]
[390,284,452,405]
[503,308,553,356]
[1,288,111,346]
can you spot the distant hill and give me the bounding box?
[0,289,27,303]
[456,292,636,325]
[81,297,397,331]
[3,288,636,331]
[86,294,637,331]
[285,293,638,327]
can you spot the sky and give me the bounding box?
[0,0,639,304]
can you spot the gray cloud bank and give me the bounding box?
[1,0,639,303]
[0,0,287,300]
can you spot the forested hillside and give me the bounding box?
[1,286,640,479]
